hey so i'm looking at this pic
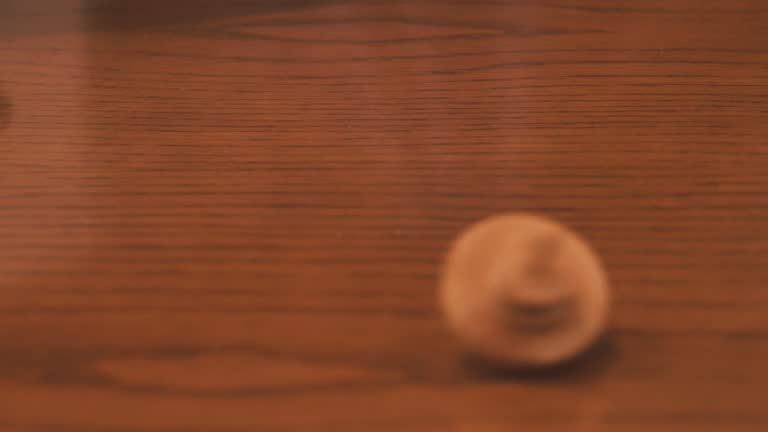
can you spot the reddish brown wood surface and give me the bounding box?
[2,1,768,430]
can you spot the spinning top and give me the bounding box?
[440,213,610,367]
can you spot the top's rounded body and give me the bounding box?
[440,213,610,367]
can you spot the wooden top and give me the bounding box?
[2,1,767,430]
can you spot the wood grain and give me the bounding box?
[2,0,768,430]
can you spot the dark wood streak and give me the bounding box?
[3,0,768,430]
[0,92,10,131]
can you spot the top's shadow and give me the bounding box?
[462,333,618,384]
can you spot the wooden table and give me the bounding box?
[2,1,767,430]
